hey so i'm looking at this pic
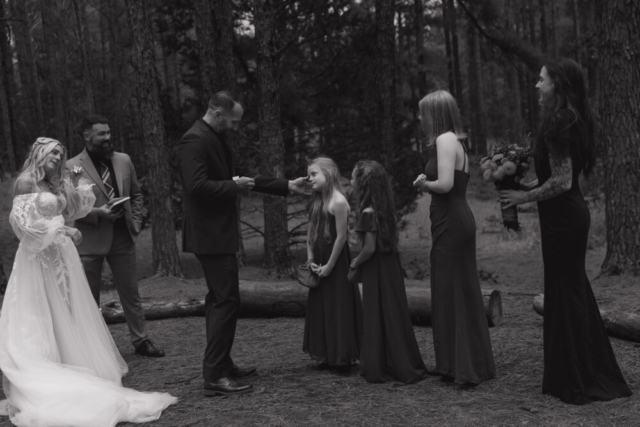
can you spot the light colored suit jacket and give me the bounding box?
[67,149,144,255]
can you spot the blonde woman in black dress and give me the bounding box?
[413,90,495,385]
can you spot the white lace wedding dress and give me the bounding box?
[0,182,177,427]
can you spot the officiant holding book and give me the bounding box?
[67,114,165,358]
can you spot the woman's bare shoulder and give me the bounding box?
[13,175,38,196]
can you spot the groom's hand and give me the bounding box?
[288,177,312,195]
[234,177,255,190]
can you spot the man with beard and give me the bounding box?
[67,114,164,357]
[178,92,307,396]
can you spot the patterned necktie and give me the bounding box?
[100,162,115,199]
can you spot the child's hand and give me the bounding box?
[413,174,427,190]
[313,264,333,278]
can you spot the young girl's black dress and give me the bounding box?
[356,211,427,383]
[535,110,631,404]
[303,214,363,366]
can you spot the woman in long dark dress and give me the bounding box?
[349,160,427,383]
[413,90,495,384]
[303,156,363,371]
[499,57,632,404]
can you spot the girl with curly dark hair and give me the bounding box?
[350,160,426,383]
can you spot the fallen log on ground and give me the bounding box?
[532,294,640,343]
[101,281,502,327]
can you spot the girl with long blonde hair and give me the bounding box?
[303,156,362,373]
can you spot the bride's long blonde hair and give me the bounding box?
[13,137,67,196]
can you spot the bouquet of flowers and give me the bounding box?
[480,134,533,232]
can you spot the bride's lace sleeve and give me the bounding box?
[61,177,96,221]
[10,194,65,254]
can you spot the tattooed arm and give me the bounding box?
[498,150,572,208]
[499,119,575,210]
[524,151,572,201]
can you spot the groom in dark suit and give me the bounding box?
[67,114,164,358]
[178,92,306,396]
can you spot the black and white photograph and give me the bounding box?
[0,0,638,425]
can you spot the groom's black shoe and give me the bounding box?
[135,339,165,357]
[204,378,254,397]
[230,365,257,379]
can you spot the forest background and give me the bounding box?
[0,0,638,284]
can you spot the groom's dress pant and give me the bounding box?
[81,226,147,347]
[196,253,239,382]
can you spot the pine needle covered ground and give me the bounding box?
[0,168,638,426]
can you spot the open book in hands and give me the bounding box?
[106,196,130,209]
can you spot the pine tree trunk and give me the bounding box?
[0,1,16,173]
[0,0,19,169]
[0,66,15,173]
[40,0,65,139]
[598,0,640,275]
[414,0,427,98]
[538,0,547,53]
[125,0,183,277]
[549,0,557,56]
[71,0,95,118]
[104,0,126,155]
[375,0,396,174]
[192,0,217,107]
[526,0,539,128]
[10,0,43,150]
[253,0,294,277]
[442,0,455,96]
[467,19,487,155]
[506,63,523,138]
[447,0,463,113]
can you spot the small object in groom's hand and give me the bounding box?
[232,176,239,181]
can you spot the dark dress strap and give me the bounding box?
[458,137,468,172]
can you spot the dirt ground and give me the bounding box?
[0,170,639,426]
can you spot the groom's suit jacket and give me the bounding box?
[67,149,144,255]
[178,119,288,255]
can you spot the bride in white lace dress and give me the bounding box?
[0,138,176,427]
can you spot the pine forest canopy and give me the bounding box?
[0,0,638,276]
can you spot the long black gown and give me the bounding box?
[303,214,363,366]
[426,141,496,384]
[535,110,631,404]
[356,211,427,383]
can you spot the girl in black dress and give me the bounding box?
[303,156,363,372]
[413,90,495,385]
[499,57,632,404]
[349,160,427,383]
